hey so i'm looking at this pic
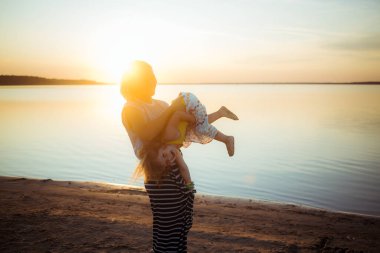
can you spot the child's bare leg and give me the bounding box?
[220,106,239,120]
[214,131,235,156]
[208,106,239,124]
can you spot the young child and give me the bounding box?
[164,92,238,154]
[137,142,191,186]
[136,92,238,189]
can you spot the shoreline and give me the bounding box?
[5,175,378,219]
[202,193,380,220]
[1,176,379,252]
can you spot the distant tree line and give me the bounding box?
[0,75,107,85]
[1,75,378,85]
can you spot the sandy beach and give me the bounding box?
[0,176,379,253]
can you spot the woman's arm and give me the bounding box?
[162,111,195,142]
[122,97,185,142]
[175,111,196,124]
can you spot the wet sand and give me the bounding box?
[1,176,379,253]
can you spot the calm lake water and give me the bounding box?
[1,84,380,216]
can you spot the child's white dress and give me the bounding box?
[180,92,217,147]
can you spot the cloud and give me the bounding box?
[324,34,380,51]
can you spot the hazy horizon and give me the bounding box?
[1,74,380,85]
[1,0,380,83]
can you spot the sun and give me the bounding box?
[92,32,140,84]
[89,16,177,84]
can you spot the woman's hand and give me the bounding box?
[167,146,181,161]
[172,111,195,124]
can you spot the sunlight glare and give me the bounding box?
[94,85,125,121]
[90,16,185,83]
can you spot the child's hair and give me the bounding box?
[133,142,171,181]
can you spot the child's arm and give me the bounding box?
[172,148,192,185]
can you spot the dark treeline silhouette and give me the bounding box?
[1,75,379,85]
[0,75,108,85]
[350,81,380,85]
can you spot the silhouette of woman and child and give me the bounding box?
[121,61,238,252]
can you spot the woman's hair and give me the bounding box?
[120,60,154,101]
[133,142,171,182]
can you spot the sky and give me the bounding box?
[1,0,380,83]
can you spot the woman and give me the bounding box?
[120,61,194,252]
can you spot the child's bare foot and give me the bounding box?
[225,136,235,156]
[220,106,239,120]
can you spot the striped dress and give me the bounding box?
[145,167,195,253]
